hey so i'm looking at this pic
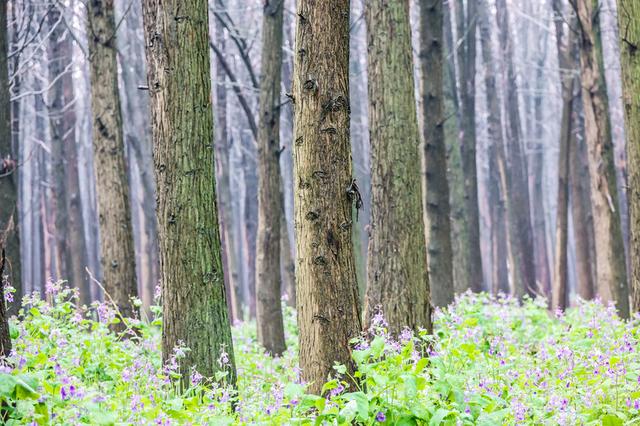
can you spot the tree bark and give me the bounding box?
[256,0,286,356]
[419,0,454,308]
[617,0,640,312]
[0,0,19,305]
[364,0,431,333]
[454,0,483,293]
[141,0,237,385]
[496,0,537,299]
[292,0,362,394]
[573,0,629,317]
[87,0,139,320]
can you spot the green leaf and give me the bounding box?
[338,400,358,424]
[429,408,450,426]
[343,392,369,421]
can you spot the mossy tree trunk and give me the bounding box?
[364,0,431,333]
[292,0,362,394]
[256,0,286,356]
[573,0,629,317]
[87,0,139,319]
[141,0,237,385]
[0,0,19,304]
[419,0,454,309]
[617,0,640,312]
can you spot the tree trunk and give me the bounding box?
[256,0,286,356]
[419,0,454,308]
[47,7,91,305]
[574,0,629,317]
[0,0,19,304]
[292,0,362,394]
[280,174,296,308]
[617,0,640,312]
[141,0,237,385]
[364,0,431,333]
[87,0,139,319]
[496,0,537,299]
[454,0,483,293]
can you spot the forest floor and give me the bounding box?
[2,282,639,425]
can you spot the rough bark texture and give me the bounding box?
[364,0,431,333]
[0,0,19,304]
[47,7,91,305]
[0,250,11,357]
[256,0,286,356]
[141,0,237,385]
[292,0,363,394]
[454,0,483,293]
[87,0,139,319]
[618,0,640,312]
[496,0,537,299]
[574,0,629,317]
[419,0,454,308]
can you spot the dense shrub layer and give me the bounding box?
[2,282,640,425]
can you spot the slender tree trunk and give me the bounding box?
[419,0,454,308]
[0,0,19,303]
[454,0,483,293]
[617,0,640,312]
[365,0,431,332]
[573,0,629,317]
[496,0,537,299]
[141,0,237,385]
[256,0,286,356]
[279,174,296,308]
[292,0,362,394]
[87,0,139,319]
[47,7,91,305]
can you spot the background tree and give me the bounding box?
[292,0,362,394]
[618,0,640,312]
[87,0,138,319]
[256,0,286,356]
[419,0,454,308]
[572,0,629,317]
[141,0,236,384]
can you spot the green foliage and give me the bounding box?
[4,284,640,424]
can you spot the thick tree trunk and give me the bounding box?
[87,0,139,319]
[365,0,431,333]
[496,0,537,299]
[0,0,19,304]
[419,0,454,308]
[141,0,237,385]
[454,0,483,293]
[618,0,640,312]
[47,7,91,305]
[256,0,286,356]
[292,0,362,394]
[574,0,629,317]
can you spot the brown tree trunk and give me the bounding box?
[47,7,91,305]
[617,0,640,312]
[573,0,629,317]
[0,249,11,357]
[141,0,237,385]
[256,0,286,356]
[496,0,537,299]
[454,0,483,293]
[292,0,362,394]
[364,0,431,333]
[87,0,139,319]
[419,0,454,308]
[0,0,19,305]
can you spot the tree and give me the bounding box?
[87,0,139,319]
[141,0,237,385]
[419,0,454,308]
[0,0,19,303]
[256,0,286,356]
[618,0,640,312]
[364,0,431,332]
[292,0,362,394]
[572,0,629,317]
[452,0,483,293]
